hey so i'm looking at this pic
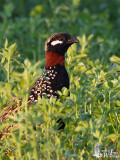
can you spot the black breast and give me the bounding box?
[28,64,69,103]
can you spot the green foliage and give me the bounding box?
[0,39,20,82]
[0,0,120,159]
[0,36,120,159]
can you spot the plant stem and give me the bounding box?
[7,58,10,82]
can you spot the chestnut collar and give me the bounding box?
[45,52,65,68]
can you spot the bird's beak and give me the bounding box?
[67,36,79,44]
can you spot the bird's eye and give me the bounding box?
[59,38,63,41]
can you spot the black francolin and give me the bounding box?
[0,32,79,139]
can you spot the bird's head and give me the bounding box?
[45,32,79,55]
[45,33,79,67]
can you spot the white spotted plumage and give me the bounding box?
[28,66,58,103]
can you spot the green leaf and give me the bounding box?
[110,56,120,63]
[107,81,113,88]
[1,57,6,63]
[107,134,118,140]
[75,126,84,132]
[5,38,8,48]
[62,87,69,96]
[88,34,93,41]
[116,100,120,106]
[9,43,17,58]
[82,34,86,46]
[74,79,80,88]
[0,49,8,58]
[55,137,60,148]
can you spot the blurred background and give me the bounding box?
[0,0,120,62]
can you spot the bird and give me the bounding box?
[0,32,79,140]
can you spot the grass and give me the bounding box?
[0,0,120,159]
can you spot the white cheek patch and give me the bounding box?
[51,40,63,46]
